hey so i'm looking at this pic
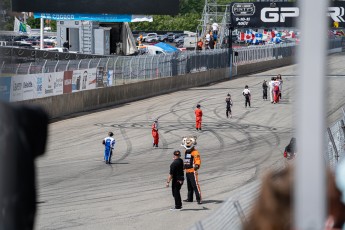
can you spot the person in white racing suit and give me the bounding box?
[102,132,115,164]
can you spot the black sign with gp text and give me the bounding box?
[230,2,298,28]
[231,1,345,29]
[11,0,180,15]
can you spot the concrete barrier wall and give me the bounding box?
[236,57,294,76]
[19,57,292,119]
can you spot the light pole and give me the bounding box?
[228,4,233,79]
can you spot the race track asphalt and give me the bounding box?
[35,53,345,230]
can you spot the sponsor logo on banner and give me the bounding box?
[36,75,43,97]
[81,70,88,90]
[43,73,55,97]
[96,67,104,88]
[232,3,255,16]
[107,70,113,86]
[10,76,24,102]
[54,72,64,95]
[0,77,11,102]
[72,70,82,92]
[87,68,97,90]
[22,75,35,100]
[261,7,299,23]
[63,71,73,94]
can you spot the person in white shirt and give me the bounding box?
[269,77,275,103]
[212,23,219,35]
[242,85,251,108]
[205,32,211,49]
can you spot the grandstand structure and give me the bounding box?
[198,0,231,49]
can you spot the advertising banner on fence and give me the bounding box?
[72,70,82,92]
[10,75,24,102]
[96,67,104,88]
[86,68,97,90]
[35,74,44,98]
[43,72,55,97]
[0,77,11,102]
[107,70,113,86]
[22,74,36,100]
[63,71,73,94]
[54,71,64,95]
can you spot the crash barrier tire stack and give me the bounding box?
[189,108,345,230]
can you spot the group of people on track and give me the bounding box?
[263,74,283,104]
[100,73,289,210]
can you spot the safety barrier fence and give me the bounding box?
[189,107,345,230]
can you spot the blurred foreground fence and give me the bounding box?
[189,107,345,230]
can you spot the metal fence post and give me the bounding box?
[105,57,110,73]
[87,59,92,69]
[328,127,339,162]
[77,60,82,70]
[54,60,59,73]
[129,56,133,81]
[27,62,32,74]
[96,58,102,69]
[65,60,71,71]
[41,60,47,73]
[15,64,21,75]
[114,57,119,85]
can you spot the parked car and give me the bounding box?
[13,35,29,41]
[174,35,187,43]
[145,34,159,43]
[167,33,175,42]
[158,34,168,42]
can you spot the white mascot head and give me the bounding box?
[181,136,197,150]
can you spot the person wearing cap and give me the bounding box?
[181,136,202,204]
[166,150,184,211]
[225,93,233,118]
[102,132,115,164]
[195,104,203,131]
[152,118,159,148]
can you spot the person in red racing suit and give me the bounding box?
[195,104,203,131]
[152,118,159,148]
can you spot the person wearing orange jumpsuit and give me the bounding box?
[152,118,159,148]
[182,136,202,204]
[195,104,203,131]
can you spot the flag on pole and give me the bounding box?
[14,17,31,34]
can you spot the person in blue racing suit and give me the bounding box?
[102,132,115,164]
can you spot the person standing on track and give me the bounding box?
[225,93,233,118]
[262,80,268,101]
[278,74,283,99]
[152,118,159,148]
[166,150,184,211]
[102,132,115,164]
[242,85,251,108]
[182,136,202,204]
[269,77,275,103]
[273,77,280,104]
[195,104,203,131]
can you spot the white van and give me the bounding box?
[138,45,167,55]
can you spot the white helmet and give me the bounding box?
[181,136,197,150]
